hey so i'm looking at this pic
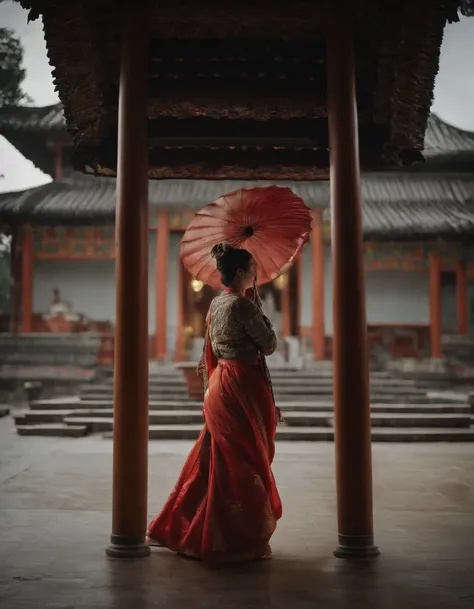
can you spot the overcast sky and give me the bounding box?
[0,2,473,193]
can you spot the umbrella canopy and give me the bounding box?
[180,186,312,288]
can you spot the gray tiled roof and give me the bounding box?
[424,115,474,156]
[2,172,474,238]
[1,104,474,157]
[1,106,473,238]
[0,104,66,132]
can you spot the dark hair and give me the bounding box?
[211,242,252,287]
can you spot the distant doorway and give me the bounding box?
[441,270,457,333]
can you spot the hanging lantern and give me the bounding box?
[191,278,204,293]
[274,274,288,290]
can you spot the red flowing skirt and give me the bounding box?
[147,359,282,564]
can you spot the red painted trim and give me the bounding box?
[429,254,442,358]
[456,261,468,334]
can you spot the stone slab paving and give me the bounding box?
[0,416,473,609]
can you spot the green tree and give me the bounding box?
[0,26,30,179]
[0,26,31,108]
[0,26,29,312]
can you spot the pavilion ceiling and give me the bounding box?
[12,0,473,179]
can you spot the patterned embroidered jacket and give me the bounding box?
[198,291,277,394]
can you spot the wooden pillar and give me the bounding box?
[327,12,379,559]
[10,227,21,334]
[312,210,325,360]
[155,212,169,359]
[21,226,33,333]
[106,0,150,559]
[174,260,186,361]
[429,254,442,358]
[281,275,291,338]
[456,261,468,335]
[297,257,303,338]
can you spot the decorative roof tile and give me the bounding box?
[2,174,474,239]
[0,104,65,132]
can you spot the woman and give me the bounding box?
[147,243,283,565]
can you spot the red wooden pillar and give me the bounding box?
[312,210,325,360]
[327,11,379,559]
[106,0,150,559]
[429,254,442,357]
[155,212,169,359]
[10,227,21,334]
[174,260,186,361]
[456,261,468,335]
[297,257,303,339]
[281,275,291,338]
[21,226,33,333]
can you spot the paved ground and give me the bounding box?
[0,415,473,609]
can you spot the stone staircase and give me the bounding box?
[14,366,474,441]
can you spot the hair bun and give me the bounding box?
[211,242,234,261]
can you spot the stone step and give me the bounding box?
[100,425,474,442]
[82,380,187,391]
[81,393,190,402]
[427,391,473,402]
[82,385,188,393]
[45,400,474,414]
[62,411,472,432]
[0,406,10,418]
[16,423,88,438]
[274,394,467,404]
[29,397,470,413]
[15,410,76,424]
[86,379,422,392]
[29,398,197,410]
[274,388,428,396]
[82,389,189,397]
[268,370,393,379]
[29,398,99,410]
[273,380,418,388]
[88,377,419,389]
[81,389,433,402]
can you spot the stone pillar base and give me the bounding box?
[334,534,380,560]
[105,534,150,559]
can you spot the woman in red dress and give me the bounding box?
[147,243,282,565]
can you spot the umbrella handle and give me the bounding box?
[253,281,263,310]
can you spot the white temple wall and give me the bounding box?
[33,232,158,333]
[33,259,116,322]
[304,244,430,335]
[365,270,430,326]
[33,236,464,351]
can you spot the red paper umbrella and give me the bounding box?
[180,186,312,288]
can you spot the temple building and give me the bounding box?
[1,104,474,364]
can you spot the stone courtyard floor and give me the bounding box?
[0,415,473,609]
